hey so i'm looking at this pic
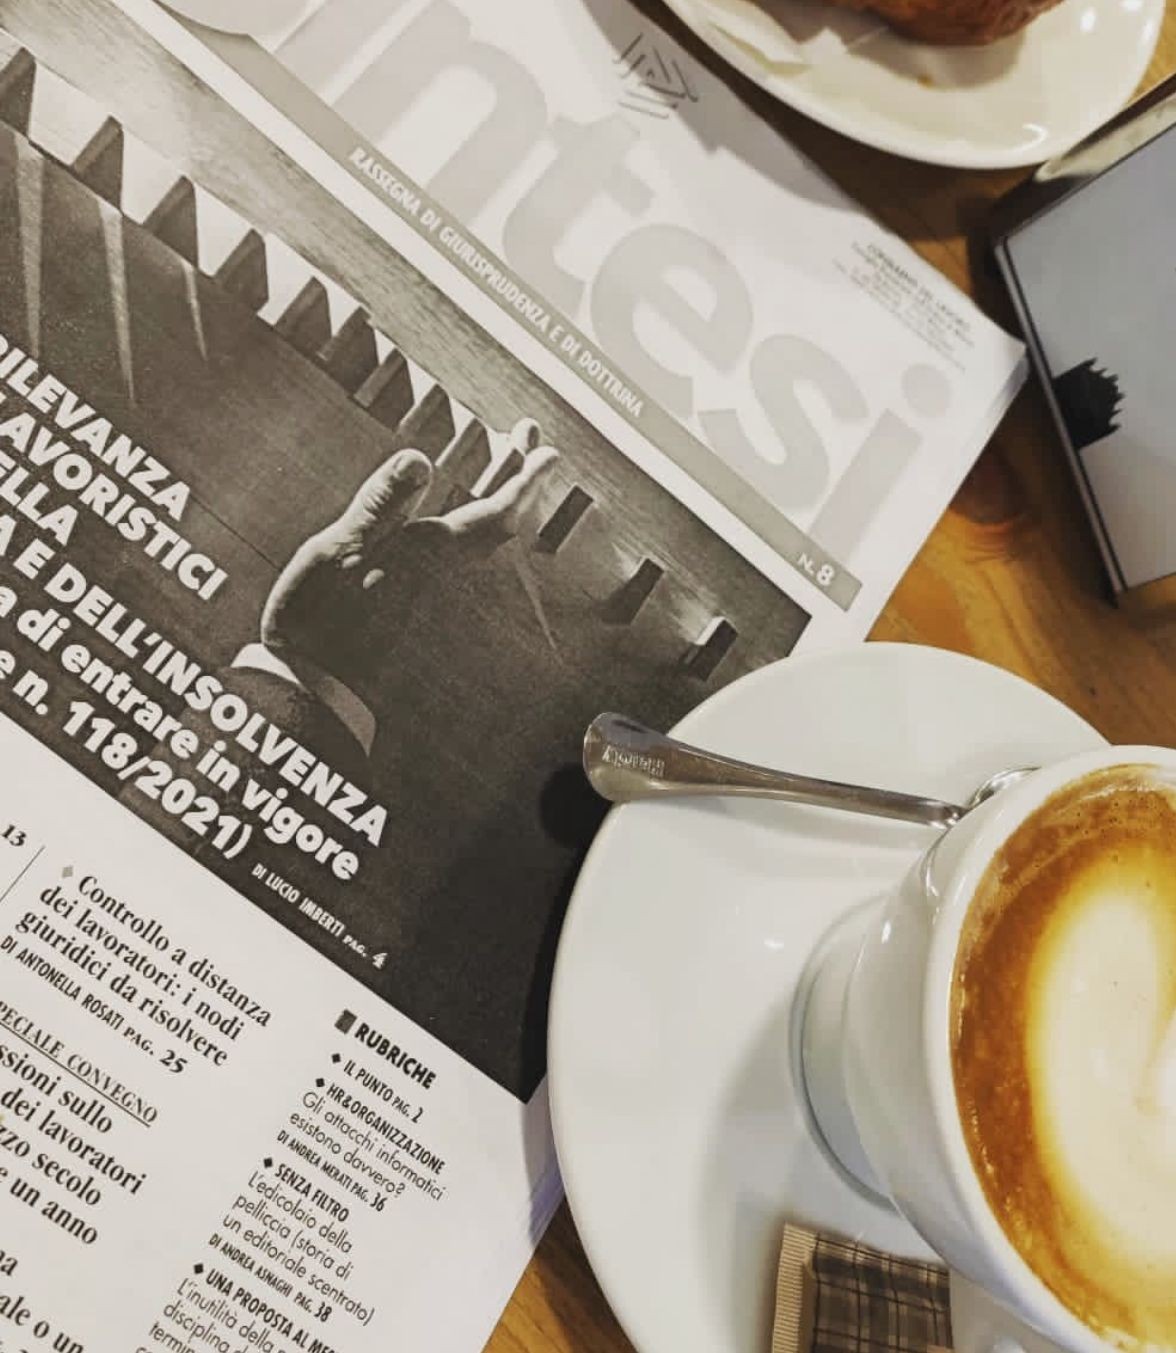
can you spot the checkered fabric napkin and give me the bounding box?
[773,1224,953,1353]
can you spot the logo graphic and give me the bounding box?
[615,33,699,118]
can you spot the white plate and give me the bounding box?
[663,0,1163,168]
[548,643,1104,1353]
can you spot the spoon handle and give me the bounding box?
[583,713,964,829]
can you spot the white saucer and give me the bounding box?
[548,643,1104,1353]
[663,0,1163,168]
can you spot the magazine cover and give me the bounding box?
[113,0,1027,630]
[0,2,1025,1348]
[0,16,808,1352]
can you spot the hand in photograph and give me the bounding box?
[259,418,559,712]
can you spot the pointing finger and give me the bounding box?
[336,448,434,548]
[508,417,542,457]
[439,444,560,546]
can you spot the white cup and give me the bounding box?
[798,743,1176,1353]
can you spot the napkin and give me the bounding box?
[773,1223,953,1353]
[685,0,884,70]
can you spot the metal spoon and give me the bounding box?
[583,713,1035,829]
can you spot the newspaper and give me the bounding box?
[0,1,1022,1351]
[124,0,1025,637]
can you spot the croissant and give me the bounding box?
[827,0,1063,43]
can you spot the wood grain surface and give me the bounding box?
[489,4,1176,1349]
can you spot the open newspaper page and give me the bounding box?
[0,4,1023,1353]
[0,17,807,1353]
[118,0,1026,637]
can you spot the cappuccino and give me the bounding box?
[951,765,1176,1351]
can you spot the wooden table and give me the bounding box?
[488,4,1176,1349]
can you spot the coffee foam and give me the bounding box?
[952,767,1176,1351]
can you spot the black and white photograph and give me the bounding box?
[0,10,808,1100]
